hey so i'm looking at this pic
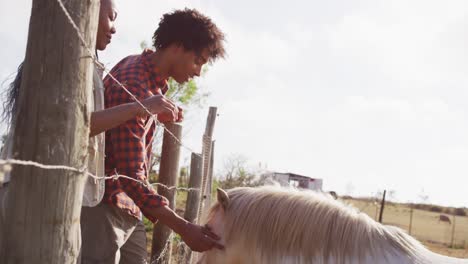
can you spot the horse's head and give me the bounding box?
[206,188,229,238]
[197,188,230,263]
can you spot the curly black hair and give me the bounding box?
[152,8,226,62]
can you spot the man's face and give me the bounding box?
[96,0,117,51]
[171,47,209,84]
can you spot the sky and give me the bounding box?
[1,0,468,207]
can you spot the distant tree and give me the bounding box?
[373,189,396,203]
[387,189,397,201]
[454,207,467,217]
[418,189,429,204]
[218,154,259,189]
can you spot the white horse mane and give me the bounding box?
[202,186,468,264]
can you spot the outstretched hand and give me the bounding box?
[180,223,224,252]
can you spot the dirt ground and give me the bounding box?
[423,241,468,258]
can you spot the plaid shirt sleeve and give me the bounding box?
[105,79,168,221]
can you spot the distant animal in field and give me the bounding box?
[438,214,452,224]
[199,186,468,264]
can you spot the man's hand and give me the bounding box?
[179,222,224,252]
[157,106,183,123]
[137,94,179,121]
[176,106,183,122]
[149,206,223,253]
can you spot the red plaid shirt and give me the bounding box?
[103,50,169,223]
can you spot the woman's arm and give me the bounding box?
[90,102,139,137]
[89,94,180,137]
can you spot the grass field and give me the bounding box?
[343,198,468,258]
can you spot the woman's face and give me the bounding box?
[96,0,117,51]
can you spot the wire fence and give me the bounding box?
[352,199,468,249]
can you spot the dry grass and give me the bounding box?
[345,198,468,257]
[424,240,468,258]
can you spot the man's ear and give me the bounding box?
[217,188,230,210]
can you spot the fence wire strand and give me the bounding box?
[0,159,198,193]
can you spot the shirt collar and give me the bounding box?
[142,49,168,94]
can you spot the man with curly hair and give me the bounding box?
[80,8,226,263]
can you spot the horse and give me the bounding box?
[198,186,468,264]
[438,214,452,224]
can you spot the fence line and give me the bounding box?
[0,158,197,193]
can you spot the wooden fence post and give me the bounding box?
[378,190,386,223]
[450,214,456,248]
[1,0,99,263]
[205,140,215,207]
[374,202,379,220]
[181,153,203,263]
[197,107,217,223]
[184,153,203,223]
[409,206,414,235]
[151,123,182,264]
[183,107,217,264]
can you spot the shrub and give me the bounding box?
[429,206,443,213]
[454,208,467,217]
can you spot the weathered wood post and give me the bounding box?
[378,190,386,223]
[184,153,203,223]
[1,0,100,263]
[181,153,203,263]
[409,206,414,235]
[197,107,217,223]
[450,214,456,248]
[205,140,215,207]
[374,202,379,220]
[180,107,217,264]
[151,123,182,264]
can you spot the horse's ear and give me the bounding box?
[217,188,230,210]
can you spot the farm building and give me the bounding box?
[262,172,323,191]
